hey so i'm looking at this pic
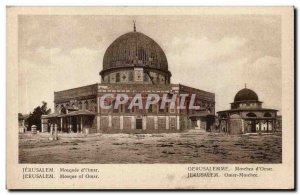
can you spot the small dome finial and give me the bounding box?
[133,20,136,32]
[245,83,247,88]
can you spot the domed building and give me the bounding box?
[217,86,278,134]
[41,25,215,133]
[100,31,171,85]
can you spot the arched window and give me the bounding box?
[246,112,257,117]
[60,105,66,114]
[150,52,155,62]
[78,101,82,110]
[85,101,89,110]
[138,47,146,62]
[264,112,272,117]
[161,76,165,84]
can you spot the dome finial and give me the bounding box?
[245,83,247,88]
[133,20,136,32]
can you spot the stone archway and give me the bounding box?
[263,112,272,131]
[246,112,257,117]
[246,112,257,132]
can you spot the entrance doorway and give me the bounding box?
[136,118,142,129]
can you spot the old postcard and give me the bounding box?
[7,6,294,189]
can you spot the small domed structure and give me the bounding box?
[234,88,259,102]
[217,85,278,134]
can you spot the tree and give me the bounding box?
[27,101,51,130]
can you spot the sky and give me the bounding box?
[18,15,281,114]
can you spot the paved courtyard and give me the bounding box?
[19,131,282,164]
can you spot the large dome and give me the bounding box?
[102,31,168,72]
[234,88,259,102]
[100,30,171,85]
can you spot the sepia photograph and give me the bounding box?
[7,6,294,189]
[18,14,282,164]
